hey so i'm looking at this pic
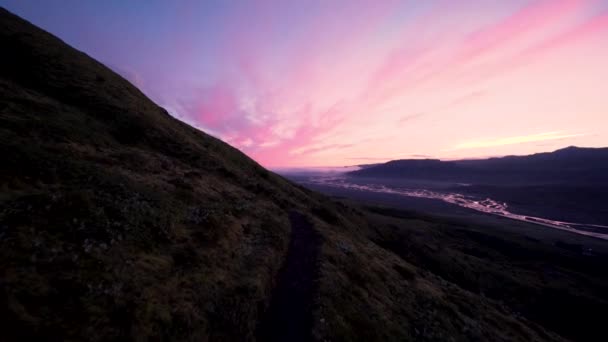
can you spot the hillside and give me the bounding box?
[1,8,606,341]
[348,147,608,184]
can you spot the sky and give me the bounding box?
[3,0,608,167]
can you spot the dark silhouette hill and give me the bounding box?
[1,8,606,342]
[348,146,608,184]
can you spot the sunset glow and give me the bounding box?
[6,0,608,166]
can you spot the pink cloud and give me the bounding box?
[165,0,608,167]
[13,1,607,166]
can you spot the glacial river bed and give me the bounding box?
[304,176,608,240]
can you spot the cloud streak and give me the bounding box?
[10,0,608,166]
[125,0,608,166]
[448,131,588,151]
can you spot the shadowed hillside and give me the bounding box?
[1,8,606,341]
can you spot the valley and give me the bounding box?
[292,174,608,240]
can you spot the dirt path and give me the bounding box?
[256,211,322,342]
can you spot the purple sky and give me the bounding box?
[3,0,608,166]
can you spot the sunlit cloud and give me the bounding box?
[349,154,433,161]
[13,0,608,166]
[447,131,588,151]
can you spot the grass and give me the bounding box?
[356,204,608,342]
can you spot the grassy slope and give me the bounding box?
[361,205,608,342]
[0,7,600,341]
[0,7,307,340]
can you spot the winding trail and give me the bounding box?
[256,211,321,342]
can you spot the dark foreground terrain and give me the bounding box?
[360,204,608,342]
[1,8,607,341]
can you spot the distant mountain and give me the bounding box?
[348,146,608,184]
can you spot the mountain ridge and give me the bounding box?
[348,146,608,184]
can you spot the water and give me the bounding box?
[305,176,608,240]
